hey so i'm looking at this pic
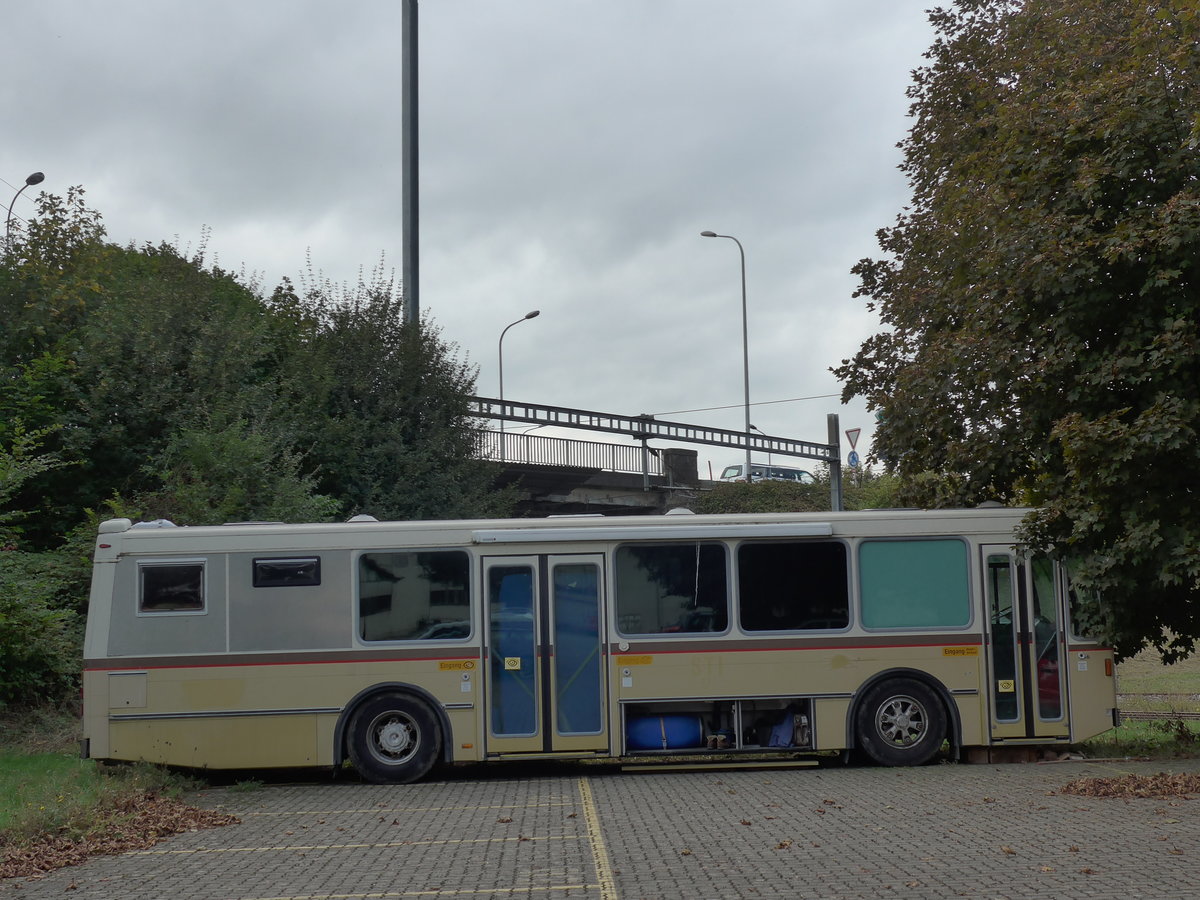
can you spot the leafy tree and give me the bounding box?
[0,191,513,706]
[67,244,321,521]
[0,426,69,545]
[137,417,341,525]
[835,0,1200,658]
[298,271,513,521]
[0,186,108,365]
[0,429,76,707]
[2,234,326,542]
[0,550,76,708]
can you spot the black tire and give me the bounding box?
[347,693,441,784]
[855,678,947,766]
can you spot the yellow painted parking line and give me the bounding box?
[577,777,617,900]
[131,835,575,856]
[244,801,574,817]
[243,886,598,900]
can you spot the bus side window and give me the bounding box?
[859,539,971,629]
[358,550,471,642]
[139,561,205,613]
[614,542,728,635]
[738,541,848,631]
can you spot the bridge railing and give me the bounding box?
[478,430,663,476]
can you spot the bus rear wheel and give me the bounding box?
[856,678,946,766]
[348,693,440,784]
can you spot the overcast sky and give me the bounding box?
[4,2,934,478]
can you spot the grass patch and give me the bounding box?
[1078,718,1200,759]
[0,752,100,838]
[0,706,204,854]
[0,752,199,845]
[228,778,266,793]
[1117,649,1200,710]
[0,705,81,755]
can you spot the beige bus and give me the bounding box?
[81,507,1118,782]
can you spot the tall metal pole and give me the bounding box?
[701,231,752,482]
[828,413,844,511]
[497,310,540,462]
[401,0,419,324]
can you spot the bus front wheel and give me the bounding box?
[855,678,946,767]
[348,693,440,784]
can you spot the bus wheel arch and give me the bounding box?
[336,684,450,783]
[850,671,957,766]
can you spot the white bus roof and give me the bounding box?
[94,507,1031,558]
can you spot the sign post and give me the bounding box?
[828,414,843,512]
[845,428,861,469]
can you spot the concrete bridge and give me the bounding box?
[471,396,844,515]
[480,430,705,516]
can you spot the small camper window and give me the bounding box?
[253,557,321,588]
[139,560,205,613]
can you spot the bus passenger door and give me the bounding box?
[483,555,608,756]
[981,548,1069,741]
[1059,568,1118,741]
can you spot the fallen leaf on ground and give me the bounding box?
[1059,773,1200,799]
[1,794,239,881]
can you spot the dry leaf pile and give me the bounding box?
[1059,772,1200,799]
[1,793,239,881]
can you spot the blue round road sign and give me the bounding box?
[848,450,860,468]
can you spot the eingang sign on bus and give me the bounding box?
[81,507,1118,783]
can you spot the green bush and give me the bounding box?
[0,551,77,709]
[694,469,904,515]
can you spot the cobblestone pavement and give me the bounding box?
[5,757,1200,900]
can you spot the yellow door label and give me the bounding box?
[504,657,521,671]
[439,660,476,671]
[617,655,653,666]
[942,646,979,657]
[998,679,1015,693]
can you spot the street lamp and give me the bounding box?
[498,309,540,462]
[701,230,752,482]
[6,171,45,247]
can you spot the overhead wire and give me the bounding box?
[650,392,842,417]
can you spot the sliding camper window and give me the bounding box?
[614,542,728,635]
[138,560,205,613]
[358,549,471,641]
[253,557,321,588]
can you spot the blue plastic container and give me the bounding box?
[625,714,705,751]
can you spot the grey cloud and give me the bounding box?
[4,0,933,469]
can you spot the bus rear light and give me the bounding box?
[1104,659,1113,677]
